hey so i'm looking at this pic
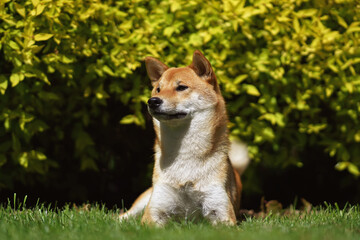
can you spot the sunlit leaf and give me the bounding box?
[335,161,348,171]
[0,75,8,94]
[35,3,46,16]
[120,115,137,125]
[245,84,261,96]
[19,153,29,168]
[10,73,24,87]
[31,0,40,7]
[14,3,26,18]
[296,9,318,18]
[34,33,54,41]
[348,163,360,176]
[8,41,20,50]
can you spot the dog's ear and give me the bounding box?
[145,57,169,86]
[189,50,219,92]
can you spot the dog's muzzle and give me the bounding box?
[147,97,187,120]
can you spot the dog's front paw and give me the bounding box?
[118,211,130,222]
[141,208,170,227]
[204,209,237,226]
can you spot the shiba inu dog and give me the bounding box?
[119,50,249,226]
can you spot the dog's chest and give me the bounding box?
[159,153,217,186]
[153,181,205,220]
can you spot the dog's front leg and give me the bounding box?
[202,185,237,225]
[141,183,178,226]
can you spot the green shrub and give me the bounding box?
[0,0,359,193]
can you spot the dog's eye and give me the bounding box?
[156,87,160,93]
[176,85,188,91]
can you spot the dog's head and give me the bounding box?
[145,50,221,123]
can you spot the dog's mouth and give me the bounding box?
[150,110,188,120]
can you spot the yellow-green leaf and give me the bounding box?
[102,65,115,76]
[8,41,20,50]
[35,4,46,16]
[120,115,137,124]
[31,0,40,7]
[0,75,8,94]
[14,3,26,18]
[354,131,360,142]
[335,161,348,171]
[163,26,176,37]
[234,74,248,84]
[32,150,47,161]
[19,152,29,168]
[348,163,360,176]
[293,17,300,33]
[30,44,44,54]
[296,9,318,18]
[245,84,261,96]
[34,33,54,41]
[170,1,181,12]
[346,22,360,34]
[345,82,353,93]
[259,113,285,127]
[10,73,24,87]
[335,14,348,28]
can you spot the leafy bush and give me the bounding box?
[0,0,359,197]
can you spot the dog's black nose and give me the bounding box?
[148,97,163,109]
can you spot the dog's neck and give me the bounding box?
[154,107,229,169]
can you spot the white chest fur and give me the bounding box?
[153,110,228,186]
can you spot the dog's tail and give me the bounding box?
[229,139,250,175]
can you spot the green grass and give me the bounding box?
[0,198,359,240]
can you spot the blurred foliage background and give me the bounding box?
[0,0,360,208]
